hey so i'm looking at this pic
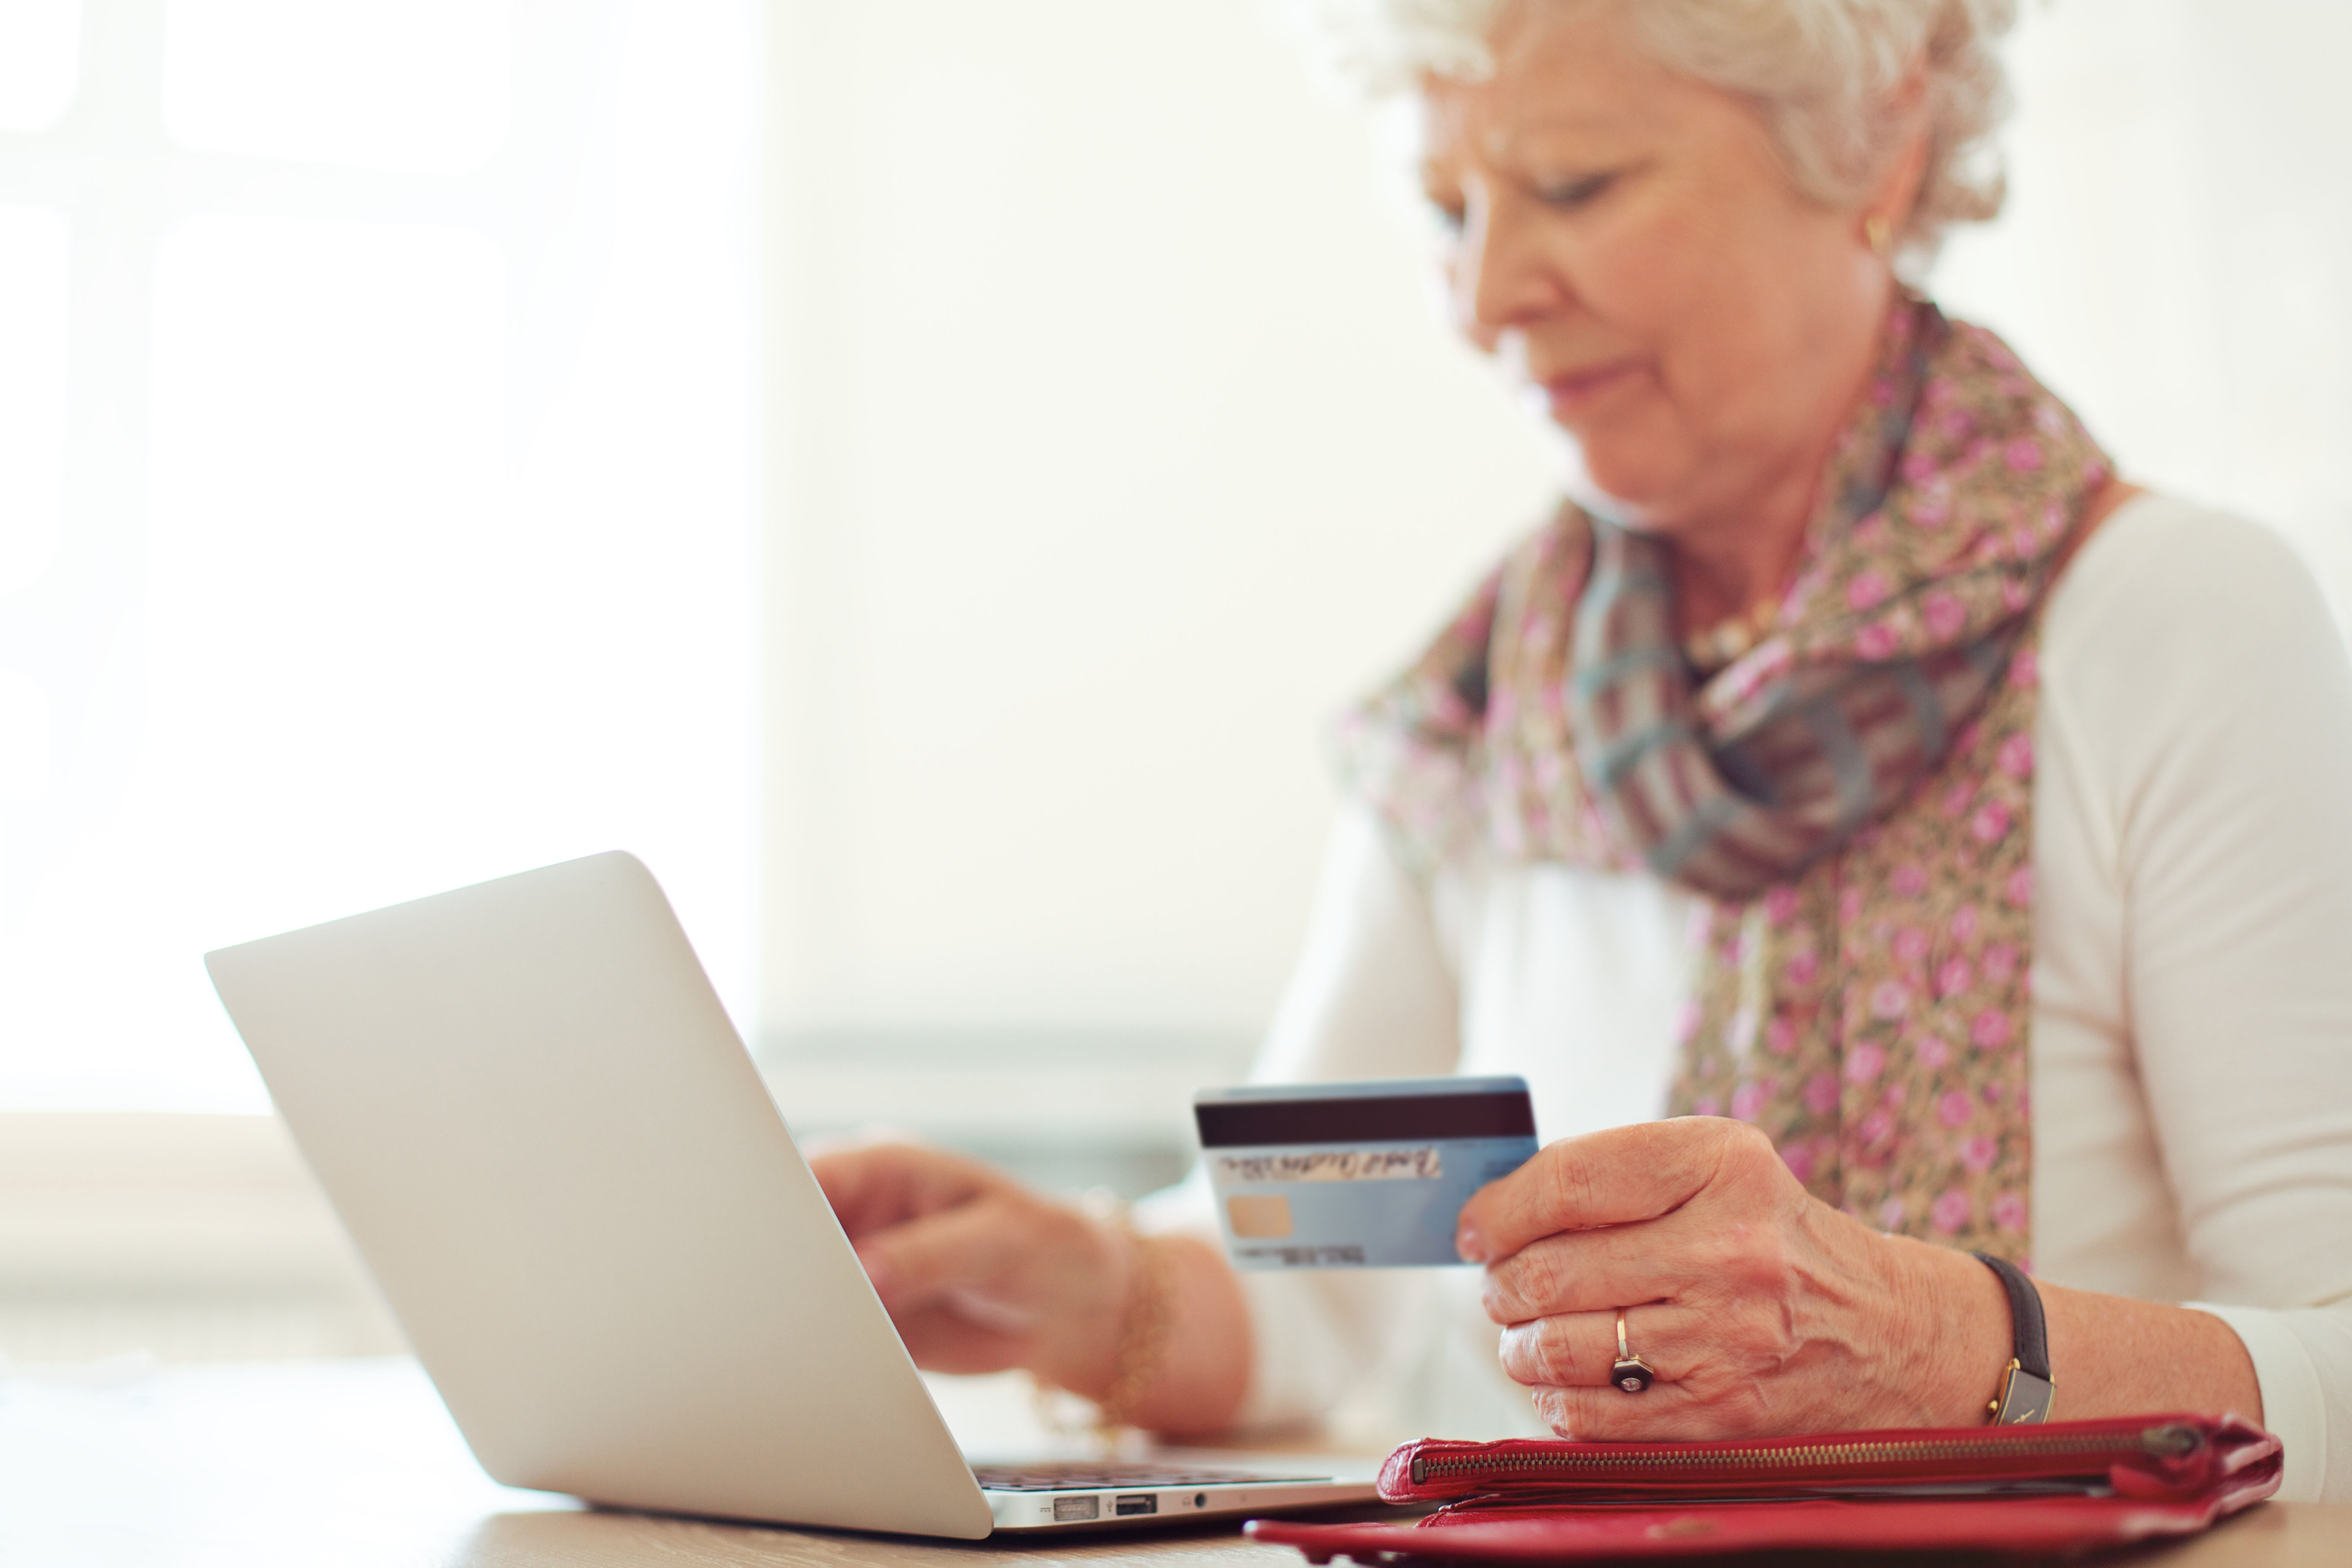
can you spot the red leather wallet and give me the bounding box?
[1247,1414,2281,1561]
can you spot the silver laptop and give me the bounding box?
[204,851,1376,1538]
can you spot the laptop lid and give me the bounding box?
[206,851,994,1539]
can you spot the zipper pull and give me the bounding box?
[2140,1424,2202,1461]
[1410,1454,1428,1485]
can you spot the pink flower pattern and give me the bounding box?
[1675,659,2043,1262]
[1335,294,2107,1265]
[1932,1189,1973,1234]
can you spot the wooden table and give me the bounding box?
[3,1357,2346,1566]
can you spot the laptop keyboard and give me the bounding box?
[971,1461,1330,1492]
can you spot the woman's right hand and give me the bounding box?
[805,1139,1134,1396]
[806,1138,1255,1436]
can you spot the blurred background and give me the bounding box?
[0,0,2345,1364]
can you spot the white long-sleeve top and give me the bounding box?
[1174,495,2352,1502]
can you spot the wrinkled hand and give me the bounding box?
[1455,1118,2005,1440]
[807,1139,1131,1396]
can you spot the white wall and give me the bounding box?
[759,0,1557,1058]
[1935,0,2352,610]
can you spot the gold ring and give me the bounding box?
[1611,1309,1655,1394]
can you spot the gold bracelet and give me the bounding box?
[1027,1193,1177,1446]
[1091,1209,1175,1442]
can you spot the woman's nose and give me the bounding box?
[1449,190,1561,353]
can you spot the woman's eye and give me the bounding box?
[1424,195,1467,234]
[1534,173,1613,209]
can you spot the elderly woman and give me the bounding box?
[810,0,2352,1503]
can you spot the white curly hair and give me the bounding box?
[1294,0,2019,259]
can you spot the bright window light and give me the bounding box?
[162,0,509,174]
[0,0,80,132]
[0,2,759,1110]
[0,204,68,596]
[0,668,48,802]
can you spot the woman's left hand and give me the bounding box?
[1455,1117,2009,1439]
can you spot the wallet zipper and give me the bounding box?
[1408,1423,2201,1486]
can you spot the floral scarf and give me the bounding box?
[1338,295,2111,1261]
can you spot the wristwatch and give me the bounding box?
[1973,1251,2054,1424]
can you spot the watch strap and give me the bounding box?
[1973,1251,2054,1424]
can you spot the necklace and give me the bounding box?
[1682,597,1780,674]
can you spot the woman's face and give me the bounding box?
[1417,1,1892,541]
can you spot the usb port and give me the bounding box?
[1113,1494,1158,1517]
[1053,1496,1100,1522]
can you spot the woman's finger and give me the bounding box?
[1478,1206,1715,1324]
[854,1194,1037,1308]
[889,1303,1027,1376]
[1495,1303,1696,1390]
[1456,1118,1739,1264]
[806,1145,918,1234]
[1526,1379,1771,1445]
[808,1141,991,1236]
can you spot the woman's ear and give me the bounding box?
[1862,68,1934,252]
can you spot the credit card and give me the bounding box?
[1193,1076,1538,1269]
